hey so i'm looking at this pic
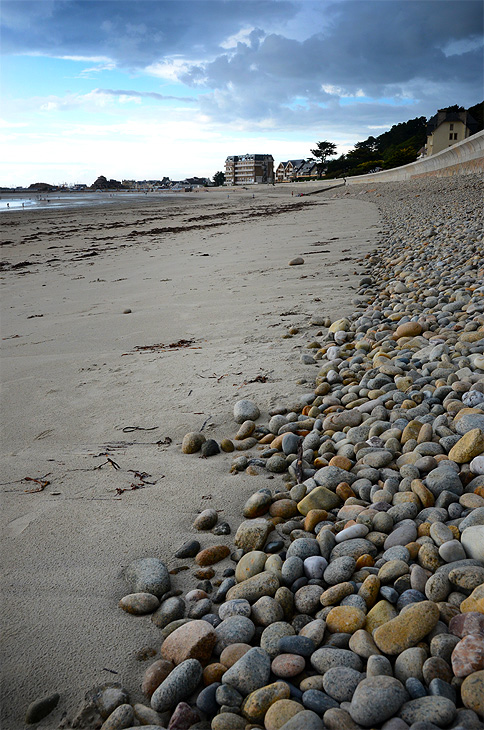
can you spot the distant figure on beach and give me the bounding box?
[6,202,9,208]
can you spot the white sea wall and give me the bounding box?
[345,130,484,184]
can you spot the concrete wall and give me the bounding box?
[346,130,484,184]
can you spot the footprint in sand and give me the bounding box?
[7,509,46,536]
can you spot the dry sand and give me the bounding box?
[0,182,380,728]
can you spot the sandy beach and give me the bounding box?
[1,182,381,728]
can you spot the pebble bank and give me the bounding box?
[50,174,483,729]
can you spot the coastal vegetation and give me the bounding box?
[321,100,483,179]
[212,171,226,186]
[309,141,337,178]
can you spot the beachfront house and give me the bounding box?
[225,154,274,185]
[297,160,319,179]
[275,162,288,182]
[276,159,306,182]
[425,110,479,156]
[275,159,319,181]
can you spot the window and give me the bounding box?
[449,133,453,140]
[454,133,458,140]
[450,123,454,130]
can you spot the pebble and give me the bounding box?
[226,571,279,602]
[374,600,440,654]
[142,659,175,698]
[193,509,218,530]
[151,597,186,629]
[160,620,216,665]
[326,606,366,634]
[221,647,271,695]
[451,634,484,677]
[124,557,170,598]
[233,399,260,423]
[119,592,160,615]
[322,666,363,702]
[214,616,255,654]
[278,709,324,729]
[195,545,230,566]
[460,670,484,718]
[310,647,363,673]
[166,701,199,728]
[100,703,134,730]
[200,438,220,457]
[264,699,305,728]
[174,539,201,559]
[25,693,60,724]
[92,684,130,719]
[181,432,206,454]
[235,550,267,582]
[398,696,457,726]
[240,681,290,723]
[151,659,203,712]
[233,519,271,552]
[349,676,408,726]
[461,525,484,561]
[271,653,306,678]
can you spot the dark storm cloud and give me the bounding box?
[1,0,295,65]
[2,0,482,129]
[182,0,483,116]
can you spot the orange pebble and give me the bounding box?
[336,482,356,501]
[304,509,328,532]
[418,522,431,537]
[302,405,311,416]
[329,455,353,471]
[355,554,375,569]
[474,486,484,498]
[203,663,226,685]
[434,454,449,463]
[269,516,284,526]
[405,542,421,560]
[258,433,274,444]
[270,434,284,450]
[269,499,298,519]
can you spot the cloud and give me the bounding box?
[96,89,197,103]
[170,1,482,132]
[1,0,296,65]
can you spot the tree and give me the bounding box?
[438,104,465,113]
[212,171,225,186]
[383,146,417,169]
[310,140,337,178]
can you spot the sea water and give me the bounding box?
[0,191,179,212]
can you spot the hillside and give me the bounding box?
[324,101,483,178]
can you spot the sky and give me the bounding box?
[1,0,483,187]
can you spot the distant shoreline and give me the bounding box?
[0,189,189,213]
